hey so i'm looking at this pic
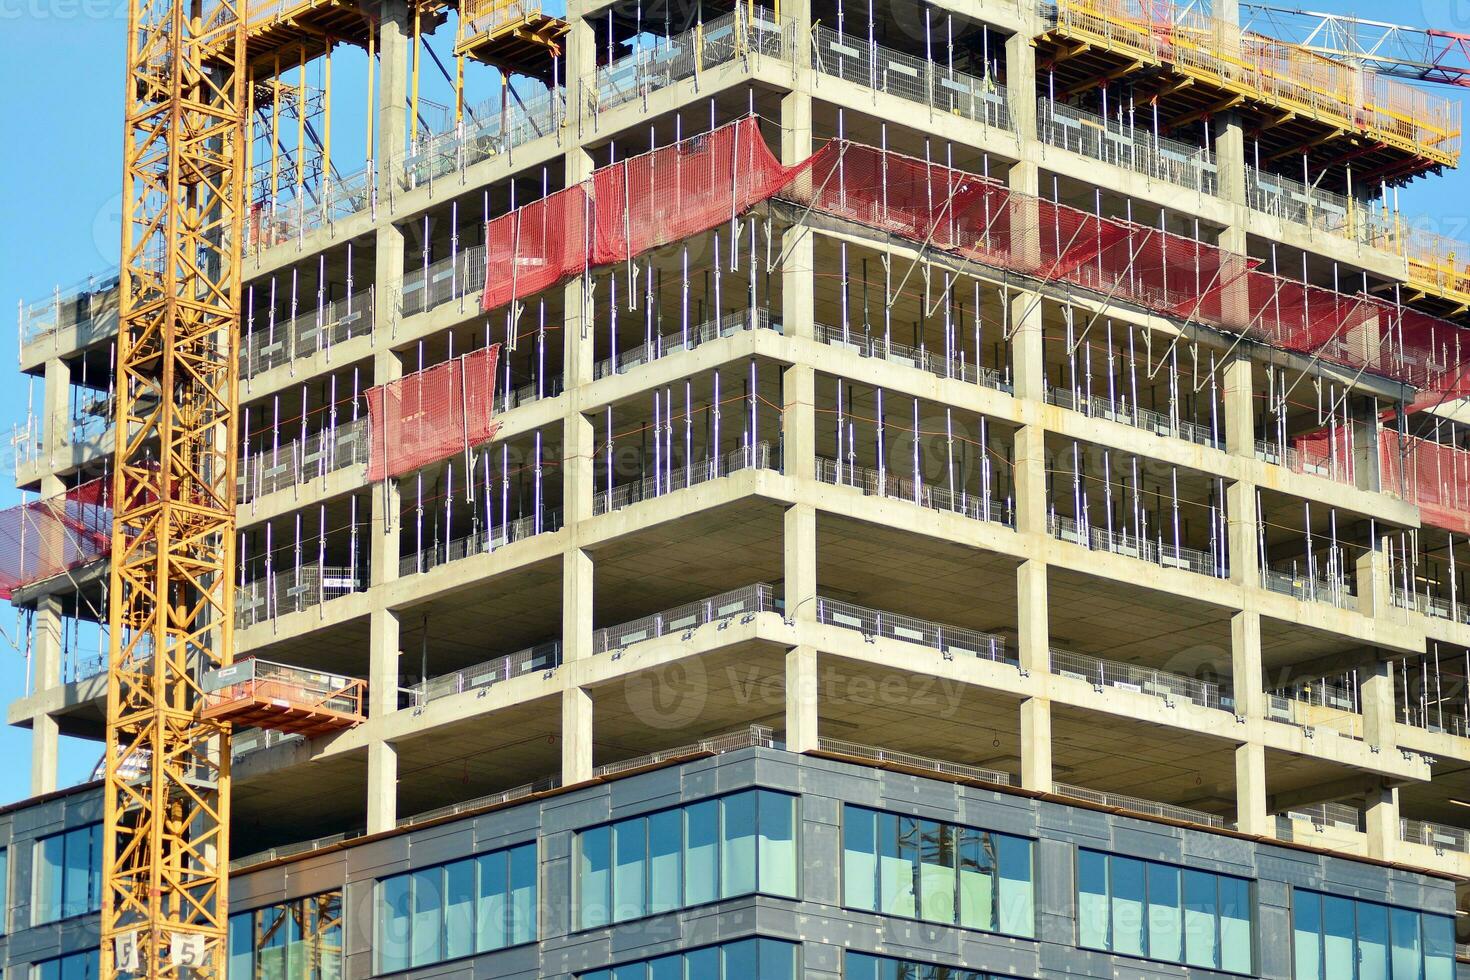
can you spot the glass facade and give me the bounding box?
[33,825,102,924]
[575,791,798,930]
[846,952,1017,979]
[377,842,536,973]
[31,953,97,980]
[580,938,797,979]
[1291,889,1455,980]
[228,890,344,980]
[840,805,1035,937]
[1076,849,1252,973]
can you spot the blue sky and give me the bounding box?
[2,2,1470,805]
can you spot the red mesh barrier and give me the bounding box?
[482,187,590,311]
[591,116,792,264]
[366,345,502,481]
[1380,429,1470,535]
[0,478,113,600]
[473,119,1470,404]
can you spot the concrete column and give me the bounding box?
[1222,356,1254,458]
[1352,401,1382,493]
[1230,611,1263,719]
[1356,541,1391,619]
[1017,559,1049,674]
[366,740,398,834]
[1010,289,1045,403]
[565,7,596,137]
[783,364,815,480]
[785,646,819,753]
[781,89,813,163]
[1226,480,1259,590]
[370,350,403,588]
[784,503,817,625]
[1364,782,1399,860]
[563,547,594,662]
[1234,741,1270,836]
[42,358,69,483]
[1019,698,1052,793]
[30,593,63,795]
[368,607,402,717]
[562,686,594,784]
[1014,426,1047,538]
[779,89,815,343]
[563,143,596,388]
[1361,659,1398,752]
[564,411,595,527]
[375,0,411,180]
[1004,27,1037,144]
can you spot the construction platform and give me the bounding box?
[200,658,366,737]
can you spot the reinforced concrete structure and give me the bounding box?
[9,0,1470,974]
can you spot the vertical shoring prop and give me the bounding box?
[104,0,245,972]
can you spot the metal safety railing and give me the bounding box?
[595,725,779,779]
[816,457,1015,528]
[1401,817,1470,854]
[1055,780,1228,828]
[201,657,366,718]
[815,323,1011,393]
[397,86,566,194]
[18,271,121,351]
[238,416,371,503]
[1254,433,1357,487]
[594,308,778,380]
[1050,646,1230,710]
[594,583,780,654]
[582,7,791,123]
[1038,99,1218,195]
[236,564,363,630]
[1245,165,1394,247]
[242,285,375,378]
[410,641,563,706]
[812,26,1012,130]
[593,441,776,515]
[1262,562,1354,608]
[1267,692,1363,740]
[1048,511,1227,578]
[400,243,487,318]
[1391,586,1470,626]
[1281,801,1363,832]
[815,595,1014,665]
[816,737,1013,785]
[400,508,563,578]
[245,164,375,255]
[1046,383,1220,449]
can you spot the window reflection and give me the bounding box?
[228,890,343,980]
[34,825,102,925]
[580,938,796,980]
[845,952,1019,979]
[1291,888,1455,980]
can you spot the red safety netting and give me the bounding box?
[1380,429,1470,536]
[1288,425,1358,487]
[478,116,1470,405]
[365,345,501,481]
[0,478,113,600]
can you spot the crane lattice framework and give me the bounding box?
[102,0,246,972]
[1240,1,1470,87]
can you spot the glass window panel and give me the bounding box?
[996,834,1034,938]
[584,973,612,980]
[59,953,95,980]
[685,946,720,979]
[879,812,917,918]
[1109,856,1146,957]
[259,905,289,980]
[1146,862,1182,964]
[35,959,62,980]
[1077,850,1110,950]
[1217,876,1252,975]
[917,821,956,925]
[410,867,444,967]
[757,792,797,898]
[957,827,996,933]
[378,875,411,974]
[318,892,344,980]
[1423,913,1454,980]
[757,939,797,980]
[477,851,508,953]
[63,828,91,918]
[1322,895,1356,980]
[1357,900,1389,980]
[443,860,475,960]
[722,939,758,978]
[721,792,757,898]
[509,844,537,947]
[684,800,719,906]
[648,809,682,914]
[843,807,878,912]
[228,911,253,980]
[647,955,682,980]
[1294,891,1323,980]
[1390,905,1422,980]
[611,965,647,980]
[579,825,612,930]
[844,953,882,980]
[36,833,65,924]
[1183,869,1220,969]
[613,818,647,923]
[86,826,102,914]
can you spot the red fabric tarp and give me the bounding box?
[1380,429,1470,536]
[365,345,502,481]
[0,478,112,600]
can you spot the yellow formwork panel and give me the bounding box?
[1046,0,1461,168]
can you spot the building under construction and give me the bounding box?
[10,0,1470,974]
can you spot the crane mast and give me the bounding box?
[101,0,246,971]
